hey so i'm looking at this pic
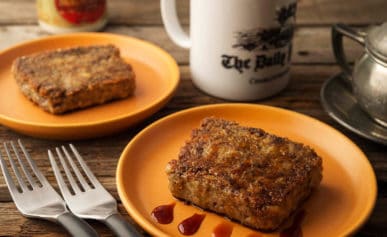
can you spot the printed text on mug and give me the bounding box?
[221,51,287,74]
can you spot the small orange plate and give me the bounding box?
[117,104,377,237]
[0,33,179,140]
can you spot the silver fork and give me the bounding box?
[0,140,98,237]
[48,144,142,237]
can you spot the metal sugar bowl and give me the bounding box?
[332,23,387,127]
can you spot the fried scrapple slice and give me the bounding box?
[12,44,135,114]
[166,117,322,231]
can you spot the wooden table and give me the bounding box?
[0,0,386,236]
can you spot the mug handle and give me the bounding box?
[331,24,366,78]
[161,0,191,49]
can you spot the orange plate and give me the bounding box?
[117,103,377,237]
[0,33,179,140]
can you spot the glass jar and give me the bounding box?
[36,0,107,33]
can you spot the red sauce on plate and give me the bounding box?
[280,210,306,237]
[151,202,304,236]
[178,213,206,235]
[151,203,175,224]
[212,221,233,237]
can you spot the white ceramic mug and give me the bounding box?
[161,0,297,101]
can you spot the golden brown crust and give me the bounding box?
[166,117,322,231]
[12,44,135,114]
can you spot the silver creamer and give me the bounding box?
[332,23,387,127]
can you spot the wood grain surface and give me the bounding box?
[0,0,386,236]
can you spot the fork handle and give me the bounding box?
[58,212,99,237]
[105,213,143,237]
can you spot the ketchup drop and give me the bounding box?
[178,213,206,235]
[212,222,233,237]
[151,203,175,224]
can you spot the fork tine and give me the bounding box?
[61,146,91,191]
[0,152,20,195]
[48,149,72,197]
[18,140,50,186]
[69,144,100,186]
[4,142,28,192]
[11,140,38,189]
[55,147,81,194]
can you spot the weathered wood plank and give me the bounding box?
[0,25,364,65]
[0,0,386,25]
[297,0,387,25]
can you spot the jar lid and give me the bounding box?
[367,22,387,62]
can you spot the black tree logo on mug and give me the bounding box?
[233,3,296,51]
[222,2,296,74]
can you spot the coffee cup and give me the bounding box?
[161,0,297,101]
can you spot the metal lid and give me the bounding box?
[366,22,387,62]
